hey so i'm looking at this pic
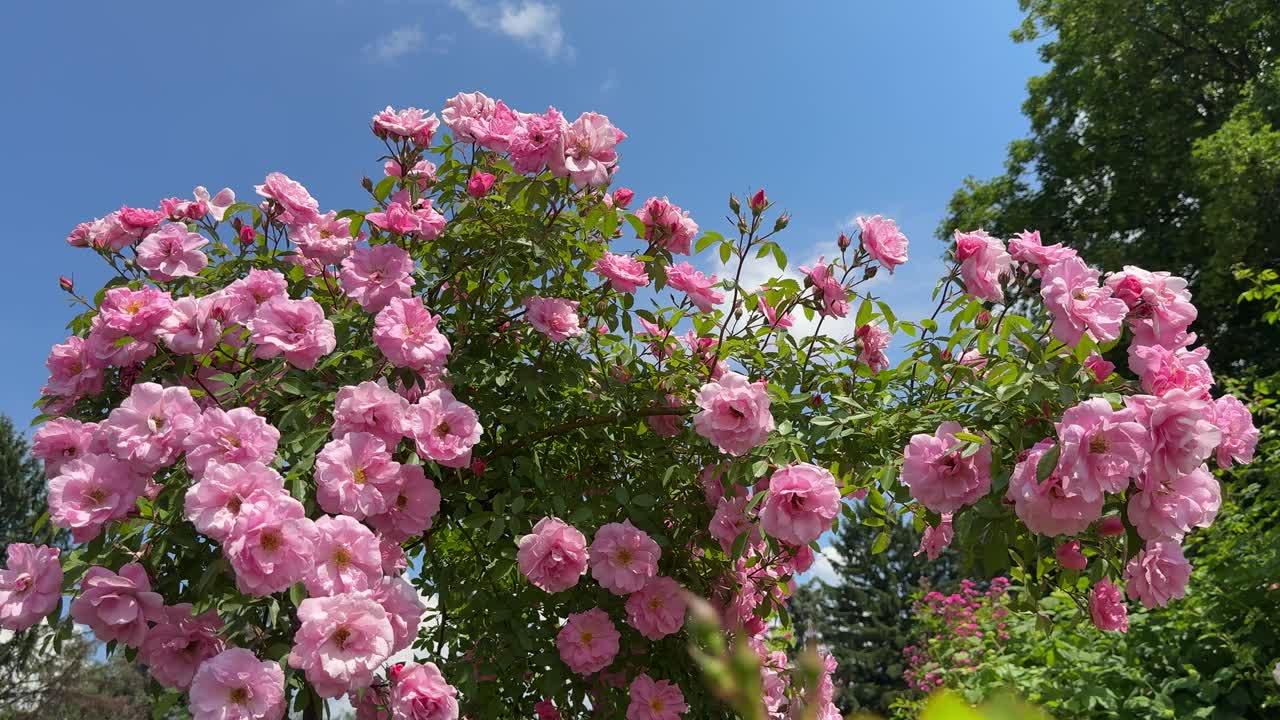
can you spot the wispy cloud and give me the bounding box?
[447,0,572,59]
[364,23,427,62]
[600,69,619,93]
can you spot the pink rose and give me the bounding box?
[101,382,200,473]
[366,464,441,542]
[558,111,623,187]
[70,562,164,648]
[1007,230,1075,268]
[220,269,289,324]
[556,608,620,675]
[374,297,452,372]
[160,297,221,356]
[594,253,651,293]
[248,296,337,369]
[194,186,236,222]
[442,91,497,143]
[224,492,318,596]
[48,453,146,543]
[136,223,209,281]
[372,106,440,146]
[1127,464,1220,541]
[1124,540,1191,609]
[953,229,1011,302]
[255,172,320,226]
[517,517,589,593]
[184,407,280,479]
[1040,256,1128,346]
[1055,540,1088,570]
[646,393,685,438]
[190,648,285,720]
[637,197,697,255]
[900,421,992,514]
[93,285,174,343]
[1126,391,1220,484]
[510,107,568,174]
[466,171,496,198]
[1085,352,1116,382]
[293,211,358,266]
[915,515,954,561]
[305,514,384,595]
[709,494,760,554]
[525,296,584,342]
[1088,578,1128,632]
[140,604,225,689]
[184,461,286,541]
[759,463,840,546]
[31,418,98,477]
[340,244,416,313]
[407,389,483,469]
[379,536,408,576]
[289,591,395,698]
[1105,266,1197,348]
[590,520,660,595]
[41,335,104,401]
[798,259,849,318]
[390,661,459,720]
[627,674,687,720]
[693,372,773,456]
[0,544,62,631]
[856,215,909,273]
[1055,398,1150,501]
[372,576,425,653]
[334,380,409,451]
[1127,343,1212,398]
[624,576,687,641]
[316,432,403,519]
[1007,439,1103,536]
[1212,394,1258,469]
[855,322,892,372]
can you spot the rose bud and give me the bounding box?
[239,225,256,244]
[749,189,767,214]
[837,232,851,251]
[975,310,992,329]
[59,276,74,293]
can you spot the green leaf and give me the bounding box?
[871,530,891,554]
[373,176,398,202]
[1035,443,1061,482]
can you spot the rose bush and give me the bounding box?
[2,89,1257,719]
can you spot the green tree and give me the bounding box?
[940,0,1280,375]
[0,415,49,555]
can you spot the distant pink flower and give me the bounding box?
[535,699,561,720]
[225,492,318,596]
[372,106,440,145]
[627,674,687,720]
[316,432,403,518]
[84,212,135,251]
[374,296,452,372]
[646,393,685,438]
[1105,266,1197,348]
[293,212,358,265]
[1098,515,1126,536]
[248,296,336,369]
[334,380,409,451]
[466,172,496,198]
[374,576,426,654]
[184,461,285,541]
[709,494,760,554]
[856,215,909,273]
[407,389,483,469]
[525,296,584,342]
[391,661,459,720]
[625,576,687,641]
[102,382,200,472]
[1126,391,1220,483]
[590,520,661,595]
[1128,343,1212,398]
[48,454,145,542]
[31,418,98,477]
[289,591,394,698]
[141,604,225,689]
[901,421,992,514]
[305,515,383,596]
[1055,540,1088,570]
[1085,352,1115,382]
[1088,578,1128,632]
[194,186,236,221]
[915,515,954,561]
[42,335,104,400]
[118,206,165,235]
[256,172,320,226]
[856,323,892,372]
[594,253,651,293]
[953,230,1011,303]
[759,463,840,546]
[799,259,849,318]
[1008,439,1103,536]
[70,563,163,647]
[1055,398,1150,501]
[559,112,623,187]
[441,91,497,143]
[756,290,794,329]
[366,464,441,542]
[379,536,407,577]
[220,269,289,324]
[1007,230,1074,268]
[637,197,698,255]
[1127,464,1220,541]
[1124,540,1191,609]
[1040,256,1128,346]
[693,372,773,456]
[518,517,589,593]
[557,608,620,675]
[0,544,62,631]
[1212,394,1257,469]
[340,244,415,313]
[136,223,209,281]
[700,465,737,508]
[184,407,280,479]
[189,648,285,720]
[510,107,568,174]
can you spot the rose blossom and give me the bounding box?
[159,296,221,355]
[305,514,384,596]
[42,335,104,400]
[524,296,584,342]
[1127,343,1213,398]
[1125,391,1221,483]
[193,186,235,221]
[1040,256,1128,346]
[624,576,687,641]
[953,229,1011,302]
[219,268,288,324]
[70,562,164,648]
[184,461,286,541]
[466,171,496,198]
[759,463,840,546]
[915,515,954,561]
[1088,578,1128,632]
[224,492,318,596]
[1105,266,1197,348]
[31,418,98,477]
[855,322,892,372]
[374,296,452,372]
[379,536,408,577]
[665,262,724,313]
[856,215,909,273]
[248,296,336,369]
[798,259,849,318]
[556,608,620,675]
[0,544,62,631]
[255,172,320,226]
[637,197,698,255]
[756,290,794,329]
[1007,230,1075,268]
[1085,352,1116,382]
[316,432,403,518]
[373,576,426,653]
[391,661,459,720]
[1124,540,1192,609]
[140,604,225,689]
[48,453,146,542]
[1212,393,1258,469]
[372,105,440,145]
[293,211,358,265]
[510,107,568,174]
[367,464,441,542]
[1055,540,1088,570]
[1127,464,1221,541]
[92,284,173,341]
[590,520,661,595]
[101,382,200,472]
[184,406,280,478]
[189,648,285,720]
[709,494,760,554]
[135,223,209,281]
[441,91,496,142]
[1007,439,1103,536]
[333,380,409,451]
[558,111,623,187]
[627,674,688,720]
[693,372,773,456]
[646,393,685,438]
[517,517,589,593]
[407,389,483,469]
[288,591,394,697]
[1055,398,1150,501]
[594,253,651,293]
[340,244,416,313]
[901,421,992,514]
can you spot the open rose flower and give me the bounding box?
[556,608,620,675]
[255,172,320,226]
[0,544,63,631]
[590,520,661,595]
[366,464,441,542]
[48,453,146,542]
[374,297,452,372]
[594,253,651,293]
[391,661,459,720]
[341,244,416,313]
[289,591,395,698]
[1124,540,1191,609]
[525,296,584,342]
[693,372,773,456]
[856,215,909,273]
[953,229,1011,303]
[407,389,482,469]
[316,432,403,518]
[248,296,337,370]
[901,421,991,514]
[624,576,687,641]
[224,493,318,596]
[136,223,209,281]
[518,517,589,593]
[189,648,285,720]
[305,514,384,596]
[627,674,687,720]
[759,463,840,546]
[141,604,225,689]
[70,562,164,648]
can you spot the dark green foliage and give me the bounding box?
[0,415,52,556]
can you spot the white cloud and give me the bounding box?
[600,68,619,93]
[447,0,572,59]
[798,545,844,586]
[364,24,427,62]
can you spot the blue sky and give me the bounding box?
[0,0,1042,433]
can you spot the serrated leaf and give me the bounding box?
[1036,443,1061,482]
